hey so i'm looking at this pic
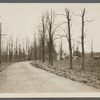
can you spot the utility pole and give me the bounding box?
[0,23,1,64]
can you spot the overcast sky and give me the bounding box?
[0,3,100,53]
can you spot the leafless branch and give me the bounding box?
[56,14,66,16]
[74,13,82,17]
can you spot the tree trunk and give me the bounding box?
[81,9,85,70]
[91,40,94,59]
[67,13,73,69]
[0,23,2,64]
[50,38,53,66]
[60,38,62,60]
[48,37,53,66]
[48,40,51,64]
[42,37,45,63]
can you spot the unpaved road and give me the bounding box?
[0,61,99,93]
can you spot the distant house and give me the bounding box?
[73,56,79,60]
[93,52,100,60]
[57,53,69,60]
[73,51,81,57]
[73,50,81,60]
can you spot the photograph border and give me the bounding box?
[0,0,100,99]
[0,0,99,3]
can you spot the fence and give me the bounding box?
[54,60,100,71]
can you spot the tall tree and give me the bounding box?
[33,34,37,61]
[0,23,2,64]
[5,43,8,62]
[91,39,94,59]
[46,10,59,66]
[9,36,13,62]
[65,8,73,69]
[78,8,92,69]
[60,37,63,60]
[15,38,18,61]
[26,38,30,60]
[37,36,42,61]
[81,8,85,70]
[58,8,73,69]
[38,15,46,63]
[46,10,54,65]
[22,41,26,61]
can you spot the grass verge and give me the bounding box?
[0,63,12,90]
[30,60,100,89]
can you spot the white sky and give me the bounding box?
[0,3,100,53]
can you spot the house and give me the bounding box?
[73,56,79,60]
[93,52,100,60]
[57,53,69,60]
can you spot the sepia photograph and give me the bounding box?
[0,3,100,97]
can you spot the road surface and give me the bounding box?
[0,61,99,93]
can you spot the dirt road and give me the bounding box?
[0,61,99,93]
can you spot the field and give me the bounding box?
[30,60,100,89]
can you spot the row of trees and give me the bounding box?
[36,8,89,70]
[0,8,91,70]
[0,33,57,64]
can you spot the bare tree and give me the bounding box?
[5,43,9,62]
[46,10,59,66]
[33,34,37,61]
[37,36,42,61]
[0,23,1,64]
[38,15,46,63]
[22,41,26,61]
[75,8,93,69]
[0,22,8,63]
[91,39,94,59]
[60,37,63,60]
[9,36,13,62]
[46,10,54,65]
[18,43,23,62]
[57,8,74,69]
[81,8,85,70]
[15,38,18,61]
[65,8,73,69]
[3,44,7,62]
[26,38,30,61]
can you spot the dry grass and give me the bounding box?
[0,63,11,89]
[30,60,100,89]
